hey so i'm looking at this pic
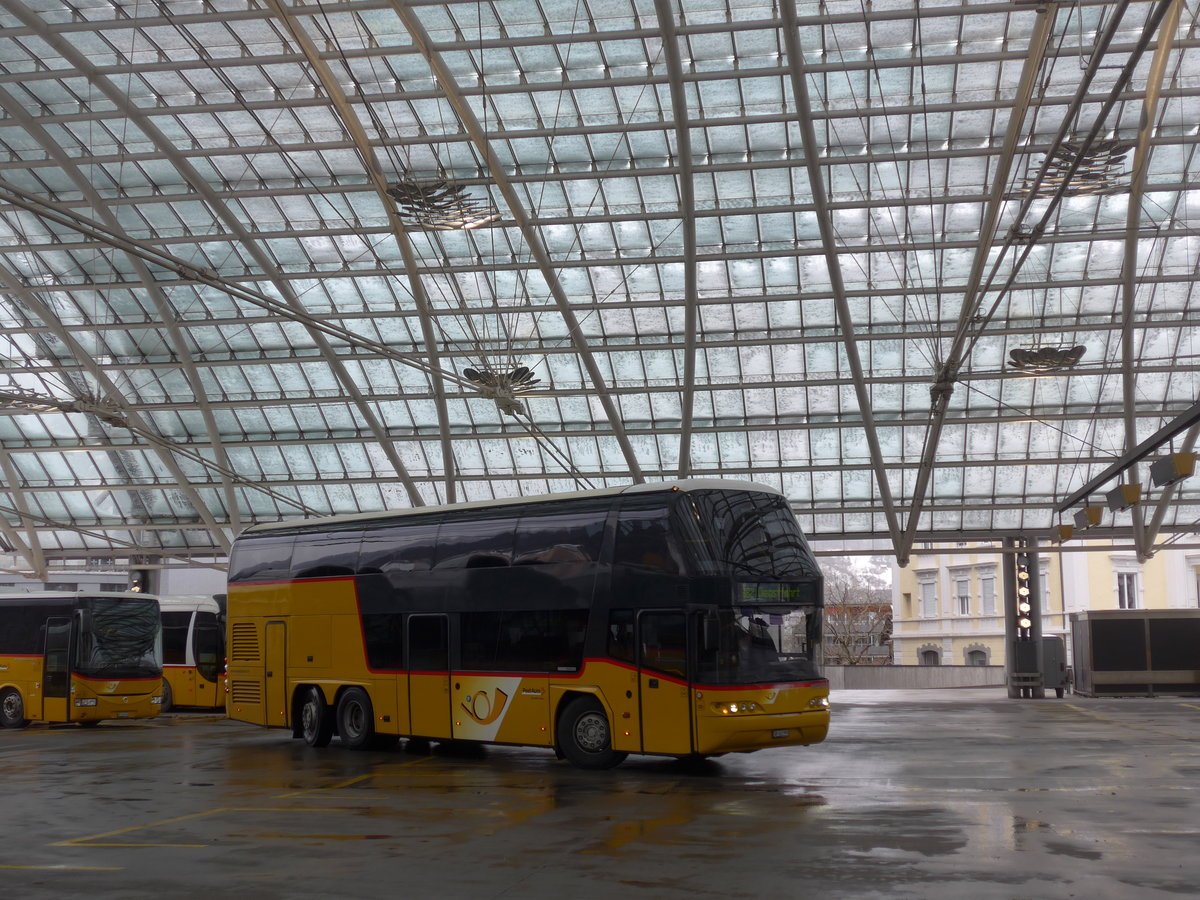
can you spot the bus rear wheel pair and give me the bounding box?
[298,686,388,751]
[0,687,28,728]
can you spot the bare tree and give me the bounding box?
[822,557,892,665]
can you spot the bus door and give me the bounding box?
[637,610,692,755]
[42,616,72,724]
[407,615,451,739]
[264,621,288,729]
[192,612,224,708]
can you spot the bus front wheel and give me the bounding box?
[300,687,333,747]
[557,697,627,770]
[336,687,375,750]
[0,687,28,729]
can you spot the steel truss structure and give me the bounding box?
[0,0,1198,575]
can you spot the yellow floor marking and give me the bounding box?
[274,755,431,798]
[1062,704,1192,740]
[1180,703,1200,711]
[55,807,362,848]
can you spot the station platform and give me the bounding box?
[1,689,1196,898]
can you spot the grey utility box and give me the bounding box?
[1070,609,1200,697]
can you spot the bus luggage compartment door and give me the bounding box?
[264,621,288,728]
[637,610,692,755]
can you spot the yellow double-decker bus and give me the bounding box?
[225,480,829,768]
[159,595,225,712]
[0,592,163,728]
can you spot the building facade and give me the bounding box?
[891,541,1200,667]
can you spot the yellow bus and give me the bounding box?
[0,592,163,728]
[226,480,829,768]
[159,595,225,712]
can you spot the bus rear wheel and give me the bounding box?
[557,696,627,770]
[300,687,333,747]
[160,679,173,713]
[0,687,28,729]
[336,687,375,750]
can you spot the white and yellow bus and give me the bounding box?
[0,592,163,728]
[226,480,829,768]
[159,595,225,712]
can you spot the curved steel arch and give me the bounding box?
[3,1,431,511]
[393,0,645,483]
[0,86,243,545]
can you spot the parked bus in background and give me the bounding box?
[0,592,163,728]
[225,480,828,768]
[159,595,225,712]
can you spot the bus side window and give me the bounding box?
[228,534,297,583]
[613,506,681,574]
[607,609,635,663]
[161,611,191,665]
[639,611,687,680]
[291,528,363,579]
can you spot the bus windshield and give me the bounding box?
[77,598,162,679]
[697,606,821,685]
[681,490,820,580]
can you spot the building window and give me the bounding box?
[1117,572,1138,609]
[919,580,937,618]
[966,649,988,666]
[979,574,996,615]
[955,576,970,615]
[919,649,940,666]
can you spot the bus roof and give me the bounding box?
[0,591,156,606]
[237,478,784,538]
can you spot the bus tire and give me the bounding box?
[161,679,173,713]
[336,687,375,750]
[299,687,333,748]
[0,687,29,729]
[557,696,627,770]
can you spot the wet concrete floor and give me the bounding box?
[1,689,1197,899]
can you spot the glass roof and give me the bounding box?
[0,0,1198,575]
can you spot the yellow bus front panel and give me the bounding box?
[693,681,830,755]
[71,675,162,724]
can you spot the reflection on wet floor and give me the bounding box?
[1,690,1197,898]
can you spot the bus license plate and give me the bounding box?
[771,729,789,738]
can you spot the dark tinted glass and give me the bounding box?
[607,609,635,663]
[359,518,439,574]
[460,609,589,672]
[362,613,404,669]
[291,527,363,579]
[228,534,297,583]
[0,604,70,654]
[1149,617,1200,669]
[514,503,607,564]
[613,503,682,574]
[161,611,191,665]
[193,612,223,681]
[435,514,518,568]
[639,611,687,679]
[1092,619,1148,670]
[687,491,820,579]
[408,615,447,671]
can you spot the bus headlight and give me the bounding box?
[74,698,98,707]
[809,697,829,708]
[152,696,163,705]
[713,701,759,715]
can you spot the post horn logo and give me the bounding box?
[461,688,509,725]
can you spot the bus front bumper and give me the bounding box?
[696,708,830,755]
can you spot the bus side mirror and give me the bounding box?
[702,616,719,652]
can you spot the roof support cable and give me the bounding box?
[1120,0,1184,561]
[1,2,438,510]
[0,262,232,554]
[779,0,904,555]
[393,0,646,483]
[898,0,1178,564]
[266,0,460,504]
